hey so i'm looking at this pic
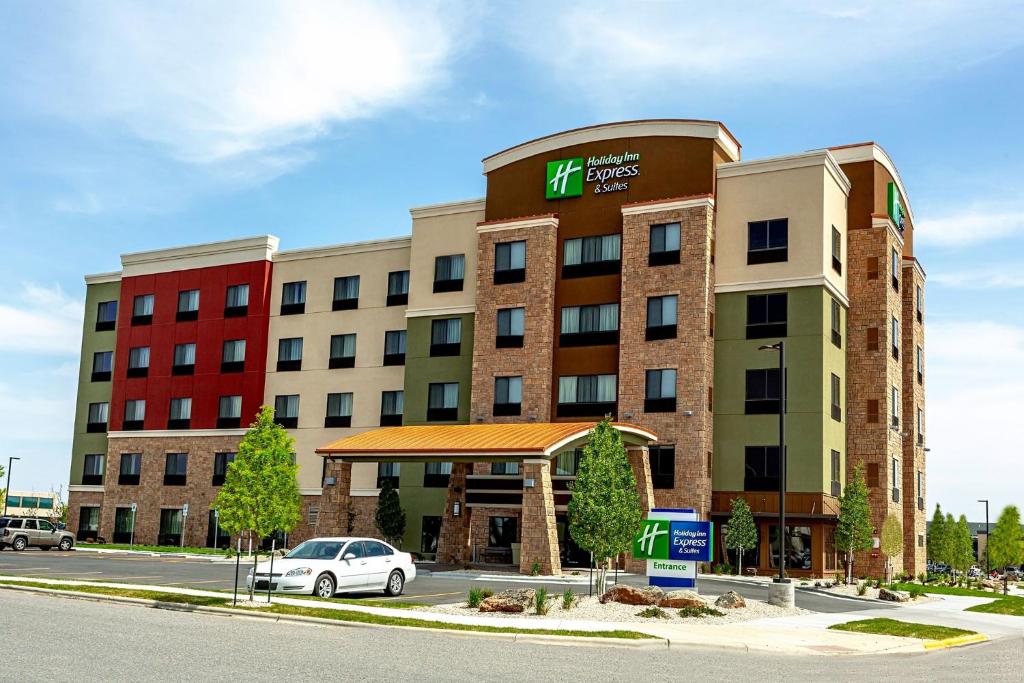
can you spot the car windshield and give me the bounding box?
[285,541,343,560]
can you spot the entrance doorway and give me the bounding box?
[556,514,589,568]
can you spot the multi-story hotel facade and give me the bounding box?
[67,120,926,577]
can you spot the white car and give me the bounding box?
[247,537,415,598]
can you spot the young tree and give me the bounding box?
[835,463,873,584]
[49,485,69,528]
[374,478,407,546]
[212,405,301,600]
[929,504,948,569]
[568,418,643,594]
[950,514,975,582]
[988,505,1023,595]
[880,513,903,583]
[724,498,758,576]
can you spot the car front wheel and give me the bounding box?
[313,573,335,599]
[385,570,404,596]
[12,537,27,551]
[59,538,73,551]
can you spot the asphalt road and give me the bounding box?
[1,590,1017,682]
[0,548,891,613]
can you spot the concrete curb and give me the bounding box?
[923,633,989,650]
[73,547,236,562]
[0,584,668,650]
[430,571,626,585]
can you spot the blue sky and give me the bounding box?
[1,1,1022,520]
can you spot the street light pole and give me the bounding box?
[2,457,21,518]
[759,342,787,584]
[978,499,990,575]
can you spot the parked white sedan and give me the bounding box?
[247,537,415,598]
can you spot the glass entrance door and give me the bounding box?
[555,514,590,568]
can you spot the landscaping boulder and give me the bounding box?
[982,580,1000,591]
[658,589,704,609]
[714,591,747,609]
[878,588,911,603]
[479,588,535,613]
[600,584,664,606]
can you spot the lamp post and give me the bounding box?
[2,457,21,517]
[759,342,788,586]
[978,499,990,575]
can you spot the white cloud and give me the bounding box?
[931,269,1024,289]
[925,321,1024,517]
[0,283,83,354]
[916,207,1024,246]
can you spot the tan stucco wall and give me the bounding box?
[407,202,485,314]
[265,240,411,491]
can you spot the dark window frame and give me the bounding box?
[747,218,789,265]
[745,293,788,339]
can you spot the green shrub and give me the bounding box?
[873,579,882,589]
[908,585,925,599]
[636,607,669,619]
[713,563,724,575]
[856,582,868,596]
[917,572,927,584]
[678,605,724,618]
[467,587,494,608]
[531,562,541,577]
[535,587,549,615]
[561,589,575,611]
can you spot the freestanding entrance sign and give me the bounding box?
[632,508,713,589]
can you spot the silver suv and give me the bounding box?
[0,517,74,551]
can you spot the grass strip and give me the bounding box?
[889,583,1010,599]
[78,543,232,556]
[0,580,655,641]
[965,597,1024,616]
[829,618,976,641]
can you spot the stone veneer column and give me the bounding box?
[623,446,655,574]
[436,463,473,564]
[519,459,561,575]
[618,197,715,518]
[901,261,927,577]
[316,460,352,537]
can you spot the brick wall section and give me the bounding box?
[901,262,927,576]
[518,460,561,575]
[437,463,473,564]
[619,200,715,517]
[846,222,905,577]
[623,447,655,573]
[471,220,557,422]
[316,460,352,537]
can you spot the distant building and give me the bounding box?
[3,490,59,518]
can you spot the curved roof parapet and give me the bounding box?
[483,119,741,174]
[828,142,914,224]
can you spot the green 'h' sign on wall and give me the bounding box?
[546,157,583,199]
[632,519,670,559]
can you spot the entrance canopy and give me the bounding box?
[315,422,657,463]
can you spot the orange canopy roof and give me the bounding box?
[316,422,657,459]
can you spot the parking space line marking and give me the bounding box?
[0,567,53,572]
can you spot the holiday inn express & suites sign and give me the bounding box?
[632,508,713,588]
[546,151,640,199]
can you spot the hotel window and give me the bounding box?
[91,351,113,382]
[866,327,879,352]
[560,303,619,346]
[649,446,675,489]
[119,453,141,486]
[217,395,242,429]
[917,407,924,445]
[387,270,410,306]
[377,462,400,489]
[213,452,236,487]
[891,386,900,427]
[916,284,923,322]
[488,517,518,548]
[830,450,841,497]
[158,509,183,546]
[557,374,616,417]
[747,218,788,264]
[493,376,523,416]
[644,369,677,413]
[891,247,900,291]
[281,281,306,315]
[831,299,842,348]
[325,392,353,428]
[427,382,459,422]
[78,507,100,541]
[430,318,462,356]
[168,397,191,430]
[496,307,525,348]
[745,368,782,414]
[649,222,681,266]
[866,256,879,280]
[82,454,105,486]
[831,374,842,421]
[494,240,526,284]
[916,346,923,384]
[744,446,780,490]
[646,295,677,341]
[383,330,406,366]
[225,283,249,317]
[891,457,901,503]
[746,293,787,339]
[423,462,452,488]
[277,337,303,372]
[172,342,196,375]
[866,399,880,424]
[554,449,583,476]
[380,390,404,426]
[176,289,200,321]
[329,333,356,369]
[562,234,621,278]
[433,254,465,293]
[891,316,899,360]
[768,525,813,570]
[917,470,924,510]
[96,300,118,331]
[332,275,360,311]
[164,453,188,486]
[831,226,842,275]
[124,399,145,431]
[221,339,246,373]
[86,402,108,432]
[274,394,300,429]
[490,461,520,476]
[131,294,154,325]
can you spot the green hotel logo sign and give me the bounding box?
[887,182,906,232]
[546,157,584,199]
[632,519,669,559]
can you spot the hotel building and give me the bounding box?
[66,120,926,577]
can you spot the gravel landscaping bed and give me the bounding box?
[821,583,937,603]
[418,594,807,624]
